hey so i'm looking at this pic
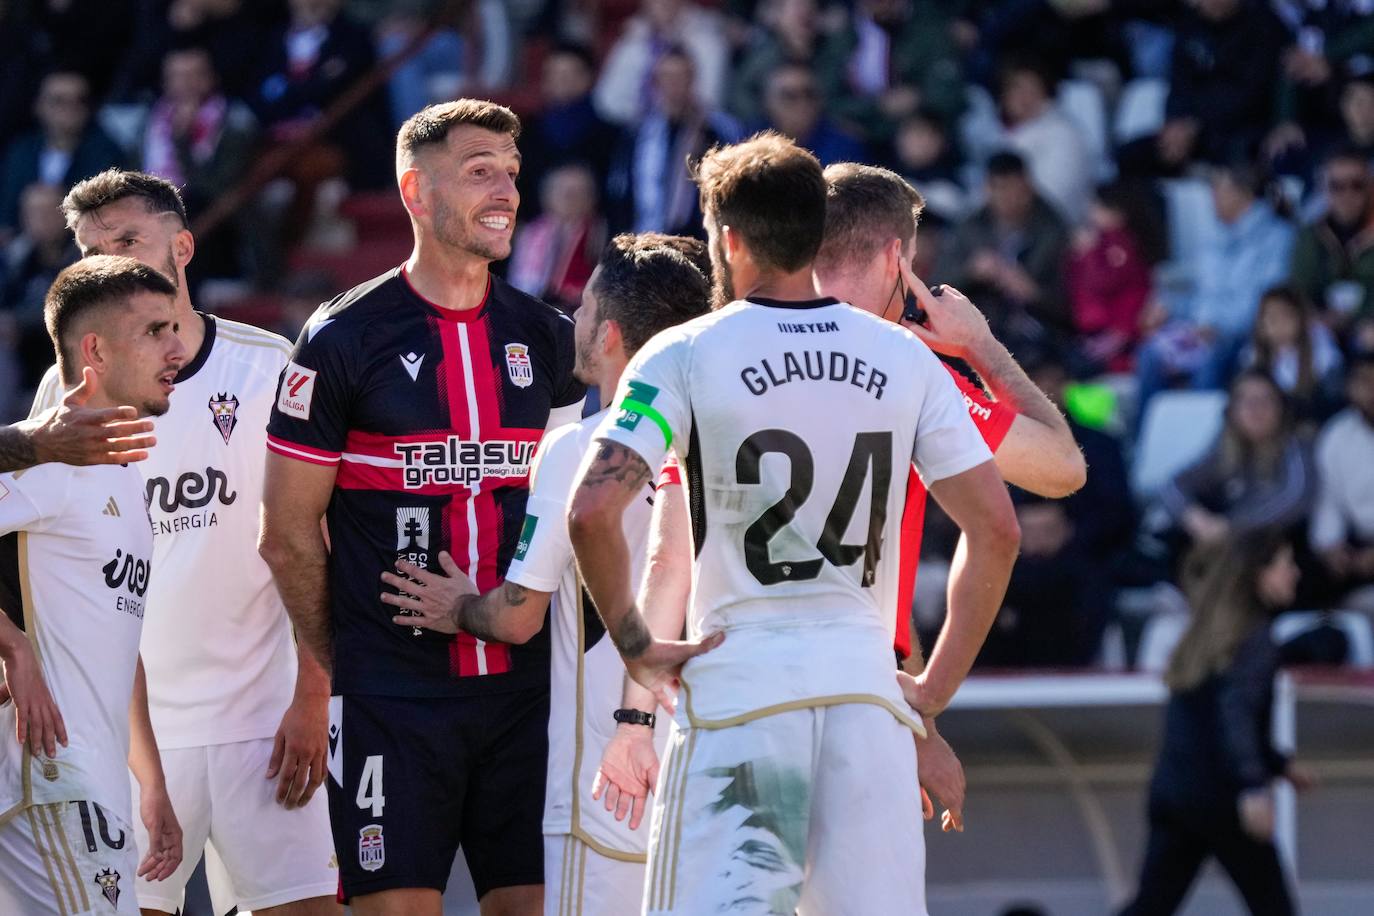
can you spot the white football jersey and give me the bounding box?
[32,315,297,747]
[503,414,662,857]
[0,460,151,825]
[594,297,993,731]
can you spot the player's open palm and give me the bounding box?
[136,781,183,881]
[624,631,725,715]
[29,367,157,466]
[381,550,478,634]
[0,638,67,758]
[267,692,329,809]
[593,728,660,830]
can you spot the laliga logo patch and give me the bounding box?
[94,868,121,907]
[359,824,385,872]
[505,343,533,388]
[277,362,317,420]
[208,392,240,445]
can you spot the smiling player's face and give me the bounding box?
[424,126,521,262]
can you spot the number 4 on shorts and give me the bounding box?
[357,755,385,816]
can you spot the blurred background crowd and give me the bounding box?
[3,0,1374,674]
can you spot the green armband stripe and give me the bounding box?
[620,398,673,448]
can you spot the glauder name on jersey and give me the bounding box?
[740,348,890,400]
[102,546,151,618]
[395,437,537,489]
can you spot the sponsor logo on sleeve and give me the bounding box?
[505,343,534,388]
[963,394,992,422]
[614,381,661,433]
[359,825,385,872]
[277,362,317,420]
[514,515,538,561]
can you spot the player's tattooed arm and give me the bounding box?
[0,426,38,473]
[570,440,721,710]
[383,555,551,644]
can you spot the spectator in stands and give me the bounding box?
[1241,286,1344,425]
[142,47,258,283]
[111,0,274,102]
[1135,163,1295,422]
[759,62,865,166]
[728,0,824,126]
[1066,182,1163,373]
[1161,370,1314,557]
[1290,149,1374,328]
[249,0,391,266]
[1309,354,1374,615]
[963,57,1093,224]
[940,151,1070,352]
[1026,348,1137,571]
[250,0,391,190]
[0,2,43,145]
[604,48,741,238]
[1121,530,1308,916]
[0,70,125,240]
[1265,0,1374,174]
[890,109,967,227]
[508,162,606,313]
[1336,74,1374,163]
[821,0,966,142]
[593,0,729,126]
[1117,0,1287,178]
[0,182,75,397]
[977,491,1110,668]
[517,42,619,223]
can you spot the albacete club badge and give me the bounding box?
[208,393,240,445]
[94,868,121,907]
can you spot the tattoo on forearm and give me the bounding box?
[584,441,652,491]
[0,426,38,474]
[456,582,529,642]
[612,606,653,660]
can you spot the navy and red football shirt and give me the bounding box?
[267,267,585,697]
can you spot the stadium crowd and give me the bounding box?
[3,0,1374,672]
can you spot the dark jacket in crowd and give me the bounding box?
[0,129,127,233]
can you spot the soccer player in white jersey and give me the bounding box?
[375,233,711,916]
[595,163,1088,834]
[30,171,339,916]
[0,256,187,914]
[567,133,1022,914]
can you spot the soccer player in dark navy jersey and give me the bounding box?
[260,100,584,916]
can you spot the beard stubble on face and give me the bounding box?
[433,194,510,262]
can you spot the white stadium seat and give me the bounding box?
[1131,389,1228,500]
[1113,78,1169,145]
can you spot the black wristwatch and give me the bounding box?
[613,708,656,728]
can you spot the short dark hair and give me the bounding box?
[633,232,711,279]
[693,131,826,273]
[45,255,177,383]
[61,169,188,231]
[987,151,1028,178]
[591,234,711,354]
[1324,144,1372,171]
[817,163,925,274]
[1349,351,1374,378]
[396,99,521,168]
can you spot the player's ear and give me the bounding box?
[172,227,195,271]
[721,225,741,263]
[398,167,426,220]
[600,318,623,357]
[78,331,108,378]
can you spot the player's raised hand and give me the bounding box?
[267,691,329,809]
[381,551,478,633]
[0,638,67,758]
[916,717,965,833]
[27,367,157,466]
[896,259,991,361]
[136,780,183,881]
[623,631,725,716]
[592,725,661,830]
